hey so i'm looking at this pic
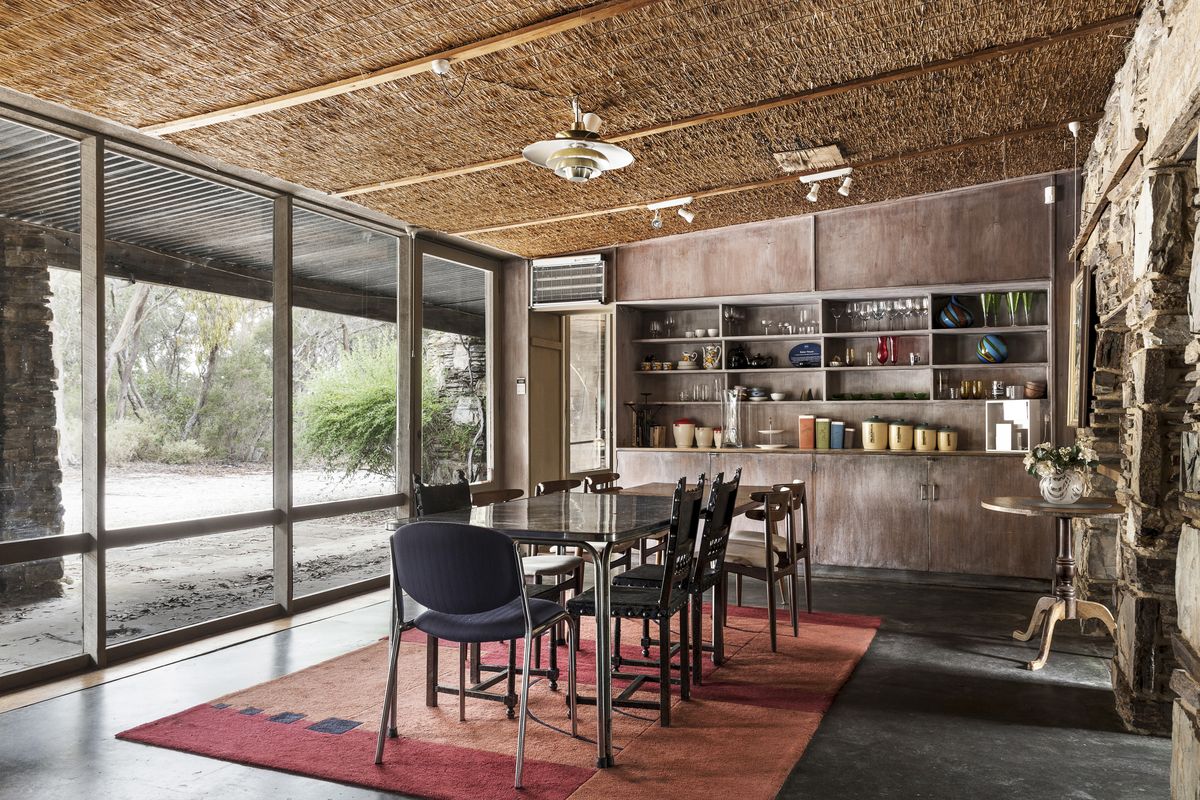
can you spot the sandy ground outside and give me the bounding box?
[1,465,399,676]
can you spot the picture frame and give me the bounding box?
[1065,266,1094,429]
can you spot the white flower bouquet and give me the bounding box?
[1023,442,1099,478]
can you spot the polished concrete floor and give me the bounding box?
[0,574,1172,799]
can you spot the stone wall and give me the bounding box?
[0,228,66,597]
[1075,0,1200,795]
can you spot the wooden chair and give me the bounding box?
[471,488,524,507]
[568,476,705,727]
[535,478,582,496]
[583,472,622,494]
[412,471,470,516]
[611,469,742,684]
[722,480,812,652]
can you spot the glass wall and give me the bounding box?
[292,208,399,506]
[421,253,490,484]
[0,109,495,687]
[103,153,276,528]
[567,313,611,474]
[0,119,84,674]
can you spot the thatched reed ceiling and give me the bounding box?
[0,0,1137,257]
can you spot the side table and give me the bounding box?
[981,496,1125,670]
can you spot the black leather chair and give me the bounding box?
[568,476,705,727]
[611,470,742,684]
[375,521,577,789]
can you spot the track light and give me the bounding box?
[678,206,695,223]
[1068,120,1081,138]
[581,112,603,133]
[431,59,452,76]
[806,182,820,203]
[650,210,663,229]
[837,176,852,197]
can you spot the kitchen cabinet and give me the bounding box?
[810,455,931,570]
[927,456,1052,577]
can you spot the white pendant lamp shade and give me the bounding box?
[522,99,634,182]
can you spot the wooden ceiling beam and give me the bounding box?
[139,0,662,136]
[451,117,1101,236]
[333,12,1137,198]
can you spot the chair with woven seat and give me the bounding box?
[567,475,705,727]
[374,521,577,789]
[610,469,741,684]
[723,479,812,652]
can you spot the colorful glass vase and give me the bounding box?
[976,334,1008,363]
[938,294,975,328]
[876,336,889,365]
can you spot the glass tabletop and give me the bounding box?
[411,492,676,545]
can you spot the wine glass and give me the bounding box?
[856,302,872,332]
[870,301,886,331]
[887,300,903,331]
[917,297,929,328]
[830,303,843,333]
[649,320,662,338]
[1021,291,1033,326]
[1005,292,1019,326]
[665,315,676,337]
[978,292,992,327]
[903,298,916,330]
[761,318,773,337]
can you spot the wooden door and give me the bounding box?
[927,457,1053,578]
[528,340,563,489]
[811,455,930,569]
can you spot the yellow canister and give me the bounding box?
[914,424,937,452]
[937,427,959,451]
[862,416,889,450]
[888,419,914,451]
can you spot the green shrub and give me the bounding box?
[160,439,208,465]
[298,343,397,478]
[106,418,162,464]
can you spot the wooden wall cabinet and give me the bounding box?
[616,449,1053,579]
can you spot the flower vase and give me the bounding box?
[1039,468,1087,505]
[876,337,889,365]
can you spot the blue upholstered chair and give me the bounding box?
[374,521,577,789]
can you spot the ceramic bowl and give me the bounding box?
[770,392,786,401]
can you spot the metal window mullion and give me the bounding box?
[404,232,420,499]
[273,196,293,613]
[80,135,106,667]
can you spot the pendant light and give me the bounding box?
[522,98,634,183]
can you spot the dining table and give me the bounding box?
[408,481,767,768]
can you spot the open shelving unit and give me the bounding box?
[616,283,1053,449]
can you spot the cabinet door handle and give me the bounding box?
[919,484,928,501]
[931,484,939,501]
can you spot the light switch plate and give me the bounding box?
[516,378,527,396]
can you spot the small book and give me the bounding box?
[831,420,845,449]
[815,418,831,450]
[798,415,815,449]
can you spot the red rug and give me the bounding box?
[118,603,879,799]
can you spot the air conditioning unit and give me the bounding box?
[529,254,608,308]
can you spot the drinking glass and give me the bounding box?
[761,319,773,336]
[665,315,676,337]
[1005,292,1019,326]
[857,302,872,332]
[903,298,916,329]
[830,303,843,332]
[870,301,886,331]
[1021,291,1033,326]
[978,292,993,327]
[649,320,662,338]
[887,300,902,330]
[918,297,930,328]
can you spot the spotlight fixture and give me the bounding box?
[678,206,695,223]
[650,210,663,229]
[430,59,452,76]
[837,176,853,197]
[806,183,820,203]
[1068,120,1081,137]
[522,98,634,183]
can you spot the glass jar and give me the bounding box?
[1039,468,1088,504]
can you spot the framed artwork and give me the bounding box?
[1065,266,1093,429]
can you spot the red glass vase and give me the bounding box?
[876,336,889,365]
